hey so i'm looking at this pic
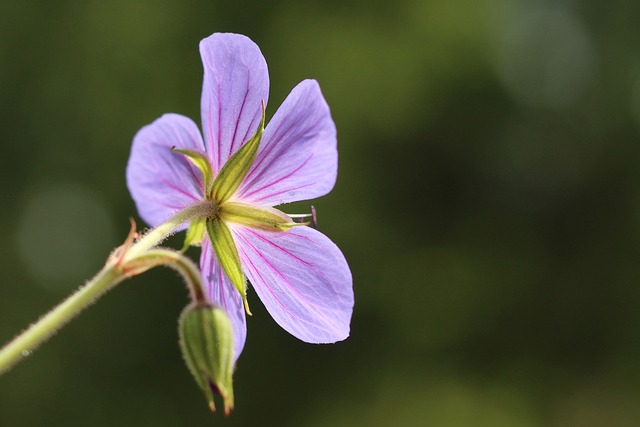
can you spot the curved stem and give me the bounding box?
[0,200,213,376]
[0,265,121,375]
[123,248,207,303]
[124,200,213,259]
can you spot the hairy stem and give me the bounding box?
[0,265,122,375]
[0,200,212,376]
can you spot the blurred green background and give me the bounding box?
[2,0,640,426]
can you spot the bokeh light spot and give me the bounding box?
[16,183,117,291]
[496,3,596,109]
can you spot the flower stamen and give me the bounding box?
[287,205,318,229]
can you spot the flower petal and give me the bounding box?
[236,80,337,206]
[126,114,205,227]
[199,33,269,174]
[233,225,353,343]
[201,237,247,361]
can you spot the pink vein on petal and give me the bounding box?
[159,202,187,210]
[251,86,323,171]
[168,125,205,192]
[241,107,262,147]
[240,239,337,330]
[230,67,250,159]
[216,80,222,171]
[160,178,199,201]
[244,110,301,181]
[247,181,316,203]
[243,228,337,295]
[186,163,204,193]
[218,261,228,310]
[242,153,314,199]
[237,231,314,306]
[175,152,204,193]
[238,244,300,320]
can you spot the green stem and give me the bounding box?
[123,248,207,302]
[0,200,213,376]
[124,200,213,260]
[0,265,121,375]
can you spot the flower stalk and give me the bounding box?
[0,262,121,375]
[0,199,213,376]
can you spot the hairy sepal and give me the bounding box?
[181,218,206,251]
[220,202,297,232]
[171,147,214,192]
[209,104,265,203]
[179,302,235,414]
[206,218,249,312]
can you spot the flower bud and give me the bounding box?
[178,302,234,414]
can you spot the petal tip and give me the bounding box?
[199,33,263,65]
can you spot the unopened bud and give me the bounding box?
[178,302,234,414]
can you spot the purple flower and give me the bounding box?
[126,33,353,360]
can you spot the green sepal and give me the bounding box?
[171,147,213,192]
[220,202,298,232]
[179,302,235,414]
[206,217,250,314]
[181,219,206,251]
[209,104,265,203]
